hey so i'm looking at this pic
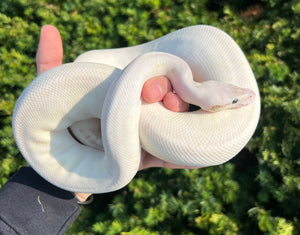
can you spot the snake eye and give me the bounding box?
[232,98,238,104]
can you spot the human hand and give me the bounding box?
[36,25,197,199]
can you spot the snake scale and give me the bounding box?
[12,25,260,193]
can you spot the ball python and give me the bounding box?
[12,25,260,193]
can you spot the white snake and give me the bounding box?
[12,25,260,193]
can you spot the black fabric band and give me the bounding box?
[0,166,82,235]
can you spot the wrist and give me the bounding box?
[74,192,92,203]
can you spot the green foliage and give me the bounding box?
[1,0,299,234]
[248,207,294,235]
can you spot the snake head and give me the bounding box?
[197,80,256,112]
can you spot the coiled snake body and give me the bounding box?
[13,25,260,193]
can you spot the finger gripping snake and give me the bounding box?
[12,25,260,193]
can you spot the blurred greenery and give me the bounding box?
[0,0,299,234]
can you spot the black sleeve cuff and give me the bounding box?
[0,166,82,235]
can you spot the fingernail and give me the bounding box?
[39,26,49,42]
[37,26,46,52]
[151,83,163,100]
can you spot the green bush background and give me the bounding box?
[1,0,299,234]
